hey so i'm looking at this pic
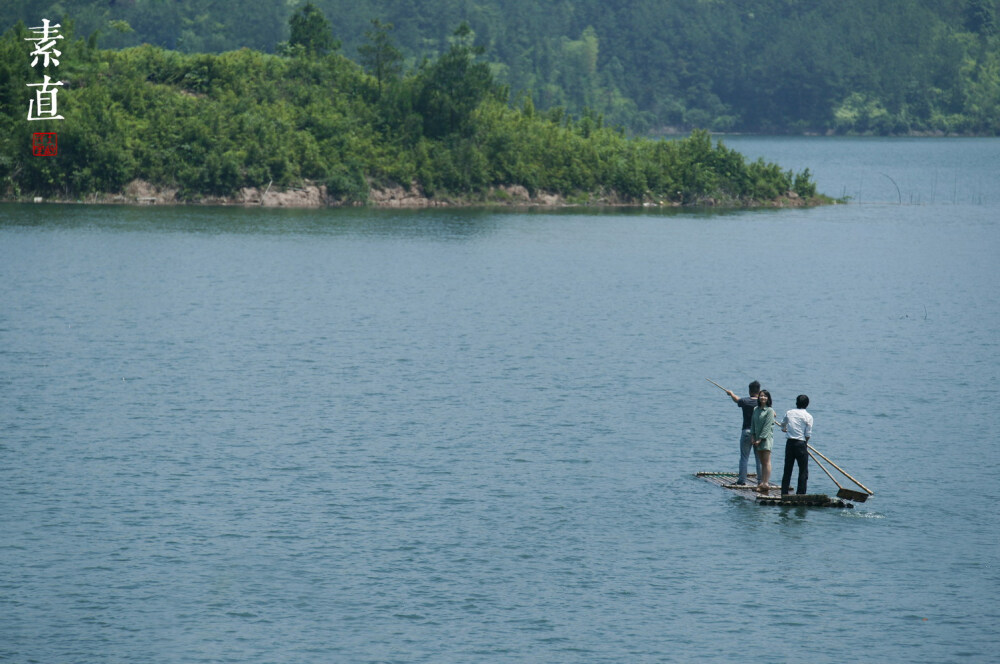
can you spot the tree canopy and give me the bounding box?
[357,19,402,97]
[3,0,997,135]
[287,2,338,55]
[0,17,823,206]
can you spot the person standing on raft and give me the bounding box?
[750,390,777,494]
[779,394,814,496]
[725,381,761,485]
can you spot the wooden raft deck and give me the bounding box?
[696,472,855,508]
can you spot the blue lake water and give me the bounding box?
[1,137,998,662]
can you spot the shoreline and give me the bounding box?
[5,179,828,210]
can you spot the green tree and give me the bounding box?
[413,23,499,138]
[288,2,339,55]
[966,0,997,36]
[358,19,403,97]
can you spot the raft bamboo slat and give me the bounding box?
[695,472,855,508]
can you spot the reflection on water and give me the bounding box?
[0,199,768,242]
[0,203,516,239]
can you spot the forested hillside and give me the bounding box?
[3,0,998,135]
[0,20,822,204]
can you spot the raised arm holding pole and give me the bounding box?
[710,379,761,485]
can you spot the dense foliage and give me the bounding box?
[0,21,821,204]
[2,0,998,135]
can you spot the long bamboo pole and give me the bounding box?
[706,378,729,392]
[808,450,870,502]
[807,444,874,495]
[808,450,844,490]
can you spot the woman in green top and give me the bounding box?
[751,389,777,494]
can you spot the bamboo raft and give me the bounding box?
[696,472,855,508]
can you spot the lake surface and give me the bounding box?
[1,137,998,663]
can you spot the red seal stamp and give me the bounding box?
[31,132,58,156]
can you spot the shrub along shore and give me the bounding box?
[1,23,830,208]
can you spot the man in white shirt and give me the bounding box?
[779,394,814,495]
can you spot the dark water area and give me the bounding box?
[1,138,998,662]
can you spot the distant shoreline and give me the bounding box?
[4,179,831,210]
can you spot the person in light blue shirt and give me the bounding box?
[779,395,814,495]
